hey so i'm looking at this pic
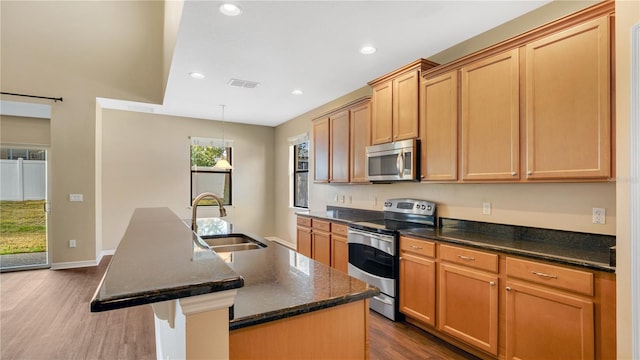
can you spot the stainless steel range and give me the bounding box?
[347,198,436,321]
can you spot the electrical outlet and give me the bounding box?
[372,196,377,207]
[69,239,76,248]
[334,194,339,203]
[340,195,345,204]
[593,208,606,224]
[348,195,352,204]
[483,202,491,215]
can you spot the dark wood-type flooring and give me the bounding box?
[1,256,477,360]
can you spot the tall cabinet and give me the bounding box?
[524,16,611,179]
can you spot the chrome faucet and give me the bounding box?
[191,192,227,232]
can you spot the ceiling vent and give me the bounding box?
[228,79,260,88]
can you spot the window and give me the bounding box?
[290,134,309,209]
[190,137,232,206]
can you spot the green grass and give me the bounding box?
[0,200,46,255]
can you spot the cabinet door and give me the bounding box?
[312,230,331,267]
[525,16,610,179]
[399,252,436,326]
[329,110,350,183]
[349,101,371,183]
[313,117,330,183]
[331,234,348,273]
[506,280,595,360]
[438,263,499,355]
[421,71,458,181]
[393,70,420,141]
[461,49,519,181]
[371,81,393,144]
[296,226,312,258]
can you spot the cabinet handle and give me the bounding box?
[527,171,533,175]
[511,171,516,176]
[489,281,495,286]
[458,255,475,261]
[410,245,423,250]
[506,286,512,292]
[532,271,558,279]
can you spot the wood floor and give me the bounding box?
[1,256,477,360]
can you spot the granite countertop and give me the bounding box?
[90,208,244,312]
[91,211,379,330]
[299,207,615,273]
[194,218,380,330]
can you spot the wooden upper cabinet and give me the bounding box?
[371,81,394,144]
[312,117,330,183]
[349,100,371,183]
[370,59,438,145]
[393,70,420,142]
[524,15,611,180]
[460,49,520,181]
[330,110,350,183]
[421,70,458,181]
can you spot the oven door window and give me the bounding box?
[348,243,394,279]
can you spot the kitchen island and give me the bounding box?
[91,208,379,359]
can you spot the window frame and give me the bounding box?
[189,137,233,206]
[290,134,309,209]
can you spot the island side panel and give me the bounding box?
[229,299,369,359]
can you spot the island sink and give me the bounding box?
[201,234,267,253]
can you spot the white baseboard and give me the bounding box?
[50,249,115,270]
[264,236,296,250]
[50,259,99,270]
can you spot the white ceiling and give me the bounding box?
[100,0,551,127]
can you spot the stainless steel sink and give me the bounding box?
[210,243,262,252]
[200,234,267,253]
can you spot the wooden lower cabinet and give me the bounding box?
[399,237,436,326]
[331,223,349,273]
[438,262,499,356]
[398,237,615,360]
[230,299,369,359]
[505,280,594,360]
[312,229,331,267]
[296,217,351,271]
[296,217,312,258]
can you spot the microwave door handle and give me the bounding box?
[396,150,404,178]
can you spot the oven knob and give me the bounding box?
[421,205,426,210]
[427,205,432,211]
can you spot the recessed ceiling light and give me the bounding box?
[219,3,242,16]
[189,72,205,79]
[291,89,303,95]
[360,46,377,55]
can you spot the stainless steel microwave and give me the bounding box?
[365,139,418,182]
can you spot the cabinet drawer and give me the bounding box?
[506,257,594,296]
[332,223,348,236]
[400,237,435,258]
[312,219,331,232]
[297,216,312,227]
[439,244,498,273]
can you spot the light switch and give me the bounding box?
[69,194,83,202]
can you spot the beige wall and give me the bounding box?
[0,115,50,146]
[1,1,165,265]
[614,0,639,357]
[101,109,275,251]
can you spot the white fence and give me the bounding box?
[0,159,46,201]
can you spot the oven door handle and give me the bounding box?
[372,296,394,306]
[348,229,394,244]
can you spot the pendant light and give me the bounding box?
[214,104,233,170]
